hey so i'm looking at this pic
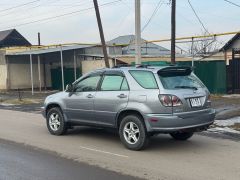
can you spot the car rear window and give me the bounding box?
[129,70,158,89]
[158,71,204,90]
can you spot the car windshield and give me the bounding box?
[159,72,204,90]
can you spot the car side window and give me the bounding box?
[121,78,129,91]
[101,75,129,91]
[129,70,158,89]
[75,75,101,92]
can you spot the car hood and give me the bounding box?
[44,91,67,104]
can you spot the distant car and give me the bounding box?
[42,65,215,150]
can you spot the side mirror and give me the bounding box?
[66,84,74,92]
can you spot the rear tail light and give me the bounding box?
[159,95,182,107]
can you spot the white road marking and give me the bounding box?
[79,146,129,158]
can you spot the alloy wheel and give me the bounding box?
[123,122,140,144]
[49,113,61,131]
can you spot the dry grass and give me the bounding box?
[211,95,240,109]
[2,98,42,105]
[230,123,240,131]
[210,94,224,100]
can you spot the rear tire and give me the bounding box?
[119,115,149,151]
[46,107,67,135]
[170,132,194,141]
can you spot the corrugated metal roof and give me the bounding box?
[6,44,94,55]
[108,35,135,45]
[108,35,170,55]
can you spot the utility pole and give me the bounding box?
[37,32,41,92]
[38,32,41,46]
[171,0,176,64]
[135,0,141,65]
[191,37,194,68]
[93,0,110,68]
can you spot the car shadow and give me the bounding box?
[67,126,120,141]
[66,127,215,152]
[147,135,204,151]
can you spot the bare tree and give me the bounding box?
[189,32,221,57]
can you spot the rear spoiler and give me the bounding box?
[158,66,192,77]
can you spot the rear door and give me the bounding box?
[94,71,129,126]
[158,67,210,113]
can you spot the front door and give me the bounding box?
[64,73,102,123]
[94,71,129,126]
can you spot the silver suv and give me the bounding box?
[42,66,215,150]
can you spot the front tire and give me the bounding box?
[170,132,194,141]
[119,115,149,151]
[46,107,67,135]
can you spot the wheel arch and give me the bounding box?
[45,103,63,116]
[116,109,146,129]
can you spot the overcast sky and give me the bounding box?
[0,0,239,49]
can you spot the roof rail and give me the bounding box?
[112,64,132,68]
[135,64,151,68]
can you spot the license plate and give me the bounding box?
[190,98,202,107]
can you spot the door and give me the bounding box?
[51,68,81,90]
[229,58,240,93]
[94,71,129,126]
[64,73,102,123]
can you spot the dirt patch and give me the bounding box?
[0,90,57,104]
[230,123,240,131]
[2,98,43,105]
[211,96,240,108]
[215,108,240,120]
[211,94,240,120]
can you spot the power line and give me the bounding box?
[187,0,209,34]
[0,0,91,25]
[0,0,62,19]
[223,0,240,8]
[141,0,164,32]
[2,30,239,51]
[110,6,132,38]
[1,0,121,30]
[0,0,40,14]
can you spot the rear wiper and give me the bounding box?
[174,86,198,90]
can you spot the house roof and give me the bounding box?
[108,35,136,45]
[0,29,31,47]
[220,33,240,51]
[108,35,170,55]
[0,29,14,41]
[6,44,94,55]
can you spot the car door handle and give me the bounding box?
[86,94,94,98]
[117,94,127,98]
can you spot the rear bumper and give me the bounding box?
[144,108,216,133]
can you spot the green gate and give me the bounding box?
[51,68,81,90]
[177,61,226,94]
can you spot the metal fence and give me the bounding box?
[133,60,227,94]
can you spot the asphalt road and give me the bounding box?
[0,109,240,180]
[0,140,138,180]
